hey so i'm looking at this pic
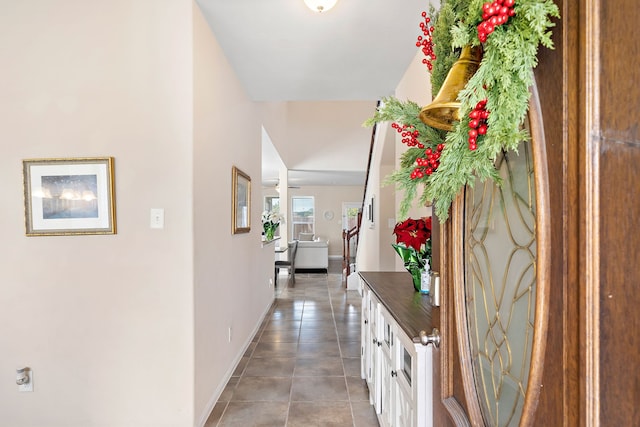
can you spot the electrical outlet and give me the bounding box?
[269,278,273,287]
[150,208,164,229]
[18,369,33,392]
[228,327,232,343]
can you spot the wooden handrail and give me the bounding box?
[342,211,362,276]
[342,101,379,280]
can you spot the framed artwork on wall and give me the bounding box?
[23,157,116,236]
[232,166,251,234]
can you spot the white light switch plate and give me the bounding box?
[150,208,164,229]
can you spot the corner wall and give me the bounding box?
[193,5,275,424]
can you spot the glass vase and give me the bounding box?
[408,266,422,293]
[265,228,275,240]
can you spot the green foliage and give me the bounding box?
[365,97,445,218]
[365,0,559,221]
[363,97,421,129]
[430,4,458,95]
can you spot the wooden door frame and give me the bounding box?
[430,0,640,425]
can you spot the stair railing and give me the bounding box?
[342,101,379,279]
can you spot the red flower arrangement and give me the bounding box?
[392,217,433,292]
[394,217,432,253]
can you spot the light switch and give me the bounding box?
[150,208,164,229]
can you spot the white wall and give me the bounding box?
[193,6,275,423]
[356,50,433,272]
[280,102,375,172]
[286,186,364,257]
[0,0,194,425]
[260,100,374,260]
[0,2,434,425]
[0,1,278,426]
[356,122,396,272]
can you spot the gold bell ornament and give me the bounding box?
[419,45,483,131]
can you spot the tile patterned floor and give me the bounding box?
[205,262,379,426]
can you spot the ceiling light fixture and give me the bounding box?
[304,0,338,13]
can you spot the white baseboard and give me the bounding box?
[196,302,273,427]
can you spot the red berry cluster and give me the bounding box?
[467,99,489,151]
[416,12,436,71]
[411,144,445,179]
[477,0,516,43]
[391,122,424,149]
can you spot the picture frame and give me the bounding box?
[232,166,251,234]
[23,157,116,236]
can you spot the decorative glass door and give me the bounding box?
[464,139,537,426]
[447,95,551,426]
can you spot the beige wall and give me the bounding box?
[0,0,194,425]
[356,49,433,272]
[0,1,428,424]
[280,101,375,172]
[290,186,364,257]
[263,185,364,257]
[193,6,275,423]
[356,122,397,271]
[0,1,276,426]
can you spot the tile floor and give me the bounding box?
[204,261,379,426]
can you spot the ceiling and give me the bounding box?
[196,0,429,186]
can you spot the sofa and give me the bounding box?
[294,236,329,271]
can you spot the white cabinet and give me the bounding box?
[379,305,395,427]
[360,277,433,427]
[361,286,381,409]
[393,323,432,427]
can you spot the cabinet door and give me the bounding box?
[395,379,415,427]
[395,328,422,427]
[395,340,414,427]
[379,306,395,426]
[369,294,382,411]
[361,285,370,380]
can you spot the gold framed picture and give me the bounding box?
[232,166,251,234]
[23,157,116,236]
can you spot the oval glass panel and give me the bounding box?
[464,138,536,427]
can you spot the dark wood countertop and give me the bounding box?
[359,271,433,341]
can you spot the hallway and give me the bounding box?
[205,262,379,426]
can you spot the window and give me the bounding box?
[263,196,281,238]
[264,196,280,214]
[342,202,360,231]
[291,196,314,240]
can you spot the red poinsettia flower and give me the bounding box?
[393,217,431,251]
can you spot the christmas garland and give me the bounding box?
[364,0,559,220]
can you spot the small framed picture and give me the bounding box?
[232,166,251,234]
[23,157,116,236]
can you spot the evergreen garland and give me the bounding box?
[365,0,559,221]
